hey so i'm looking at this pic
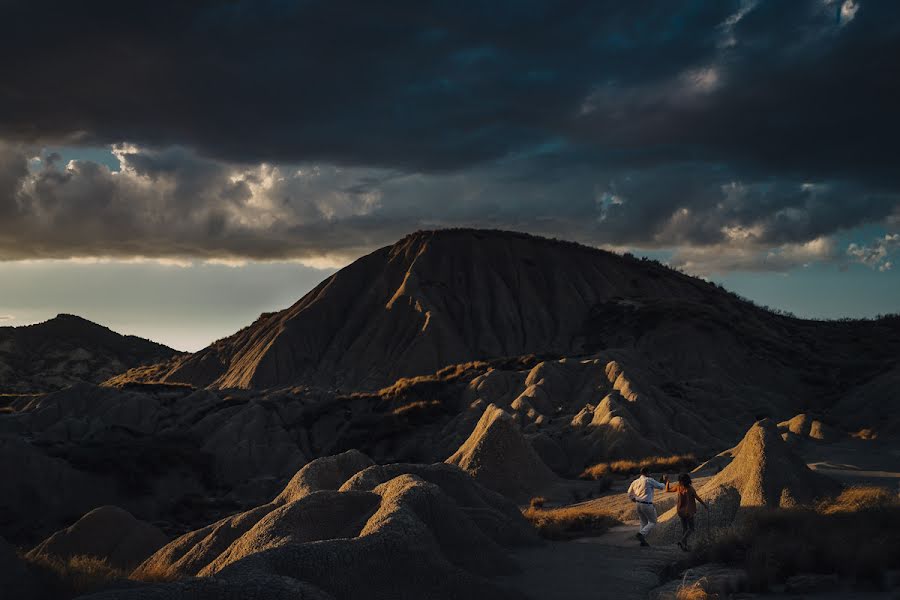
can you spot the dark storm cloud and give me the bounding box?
[0,0,735,171]
[575,1,900,184]
[1,0,899,272]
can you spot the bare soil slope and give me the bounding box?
[129,230,739,390]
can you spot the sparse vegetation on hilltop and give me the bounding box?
[580,454,699,479]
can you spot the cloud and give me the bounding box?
[1,1,899,275]
[1,0,897,181]
[846,233,900,270]
[669,236,838,276]
[1,139,898,277]
[0,315,14,322]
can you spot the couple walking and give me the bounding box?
[627,467,707,551]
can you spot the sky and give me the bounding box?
[1,0,898,351]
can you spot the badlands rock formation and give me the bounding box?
[777,413,839,442]
[0,229,897,589]
[654,420,841,543]
[120,451,533,600]
[446,404,557,501]
[0,314,175,393]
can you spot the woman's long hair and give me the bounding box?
[678,473,692,487]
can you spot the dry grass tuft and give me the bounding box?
[23,552,183,599]
[676,582,718,600]
[692,486,900,590]
[24,554,129,599]
[851,428,878,440]
[391,399,442,417]
[522,504,619,540]
[529,496,547,509]
[129,561,180,583]
[374,361,490,399]
[580,454,698,479]
[820,486,897,514]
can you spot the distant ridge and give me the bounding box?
[0,314,176,393]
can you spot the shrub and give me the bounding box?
[580,454,698,479]
[522,504,619,540]
[691,487,900,591]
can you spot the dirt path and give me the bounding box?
[496,523,684,600]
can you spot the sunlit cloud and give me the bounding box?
[847,233,900,270]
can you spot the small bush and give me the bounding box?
[522,504,619,540]
[580,454,698,479]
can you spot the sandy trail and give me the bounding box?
[496,523,684,600]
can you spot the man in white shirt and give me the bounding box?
[627,467,668,546]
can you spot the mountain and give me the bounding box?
[0,314,176,393]
[127,229,758,390]
[125,229,899,413]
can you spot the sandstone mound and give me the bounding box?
[340,462,537,546]
[777,413,839,442]
[134,450,375,580]
[446,404,557,501]
[27,505,167,571]
[706,419,839,507]
[133,503,277,581]
[201,490,380,575]
[654,419,840,543]
[275,449,374,504]
[120,462,532,600]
